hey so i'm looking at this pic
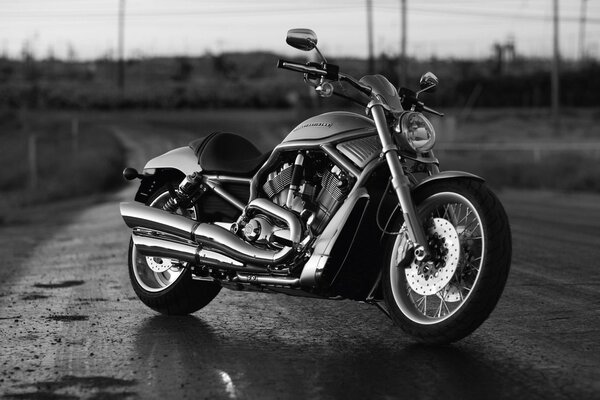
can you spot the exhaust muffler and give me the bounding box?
[120,198,302,265]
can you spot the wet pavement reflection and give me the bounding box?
[132,315,555,400]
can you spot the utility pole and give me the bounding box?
[399,0,407,86]
[579,0,588,60]
[552,0,560,128]
[118,0,126,91]
[366,0,374,73]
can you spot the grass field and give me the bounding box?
[431,108,600,192]
[0,110,125,216]
[1,107,598,220]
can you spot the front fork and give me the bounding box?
[370,104,431,260]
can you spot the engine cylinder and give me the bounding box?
[311,167,349,234]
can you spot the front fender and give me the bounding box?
[414,171,484,191]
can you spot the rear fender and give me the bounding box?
[133,146,198,203]
[142,146,199,176]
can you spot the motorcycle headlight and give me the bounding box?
[393,112,436,152]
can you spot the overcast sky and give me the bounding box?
[1,0,599,60]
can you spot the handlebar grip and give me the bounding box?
[276,59,290,69]
[277,59,329,77]
[277,59,308,73]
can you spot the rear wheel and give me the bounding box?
[128,184,221,315]
[383,179,511,344]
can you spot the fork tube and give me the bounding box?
[371,104,431,258]
[427,150,441,175]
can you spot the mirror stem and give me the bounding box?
[415,84,436,98]
[314,46,328,64]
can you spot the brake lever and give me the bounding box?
[422,105,444,117]
[400,87,444,117]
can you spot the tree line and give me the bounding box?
[0,52,598,110]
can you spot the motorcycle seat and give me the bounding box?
[189,132,269,177]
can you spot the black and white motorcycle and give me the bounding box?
[120,29,511,344]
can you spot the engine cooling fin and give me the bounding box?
[263,164,293,198]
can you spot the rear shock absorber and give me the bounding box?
[286,152,305,209]
[162,172,205,212]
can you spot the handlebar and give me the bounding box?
[277,59,371,97]
[278,59,443,116]
[277,59,338,80]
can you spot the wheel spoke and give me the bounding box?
[458,207,472,226]
[443,298,451,314]
[461,217,480,237]
[442,204,451,220]
[449,203,460,226]
[465,257,481,272]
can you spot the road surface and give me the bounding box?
[1,125,598,400]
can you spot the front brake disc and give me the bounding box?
[405,218,461,296]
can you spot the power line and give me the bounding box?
[403,5,600,24]
[1,6,599,24]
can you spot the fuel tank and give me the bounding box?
[282,111,375,144]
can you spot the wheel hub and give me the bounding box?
[405,218,461,296]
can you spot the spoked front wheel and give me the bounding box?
[383,179,511,344]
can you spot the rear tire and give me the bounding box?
[383,179,511,344]
[128,183,221,315]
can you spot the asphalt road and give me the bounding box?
[1,125,599,400]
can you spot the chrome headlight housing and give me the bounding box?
[393,112,436,152]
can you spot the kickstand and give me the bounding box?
[366,300,391,320]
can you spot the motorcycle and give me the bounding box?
[120,29,511,344]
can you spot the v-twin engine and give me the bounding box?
[261,160,351,235]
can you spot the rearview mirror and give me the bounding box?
[286,28,318,51]
[418,72,439,93]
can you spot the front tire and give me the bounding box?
[128,184,221,315]
[383,179,511,344]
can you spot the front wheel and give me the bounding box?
[383,179,511,344]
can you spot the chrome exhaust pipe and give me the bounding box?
[131,233,245,270]
[121,198,302,265]
[132,234,302,285]
[233,272,300,287]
